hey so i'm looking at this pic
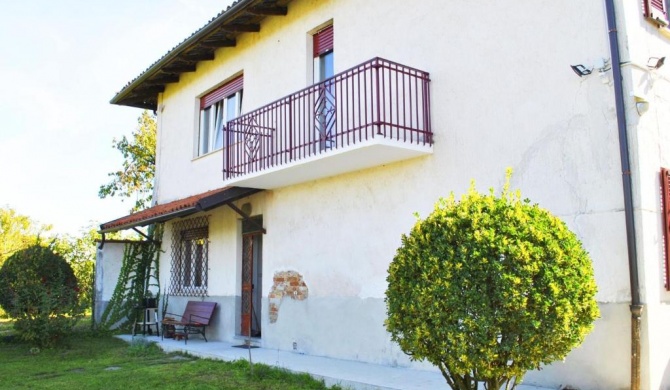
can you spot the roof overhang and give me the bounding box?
[99,186,262,233]
[111,0,292,110]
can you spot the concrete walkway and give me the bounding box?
[117,334,552,390]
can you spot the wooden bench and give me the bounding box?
[161,301,216,344]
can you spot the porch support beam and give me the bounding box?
[227,203,266,234]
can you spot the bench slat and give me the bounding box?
[180,301,216,325]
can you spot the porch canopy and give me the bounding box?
[99,187,261,233]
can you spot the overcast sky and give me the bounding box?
[0,0,233,235]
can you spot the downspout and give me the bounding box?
[604,1,643,389]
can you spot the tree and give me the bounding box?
[0,244,84,347]
[99,110,156,212]
[385,171,599,390]
[0,207,51,266]
[52,227,134,314]
[52,228,100,311]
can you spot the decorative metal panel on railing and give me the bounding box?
[223,57,432,180]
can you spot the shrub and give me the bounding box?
[385,172,599,389]
[0,244,84,347]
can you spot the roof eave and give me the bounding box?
[110,0,257,109]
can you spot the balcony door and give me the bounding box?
[313,25,335,150]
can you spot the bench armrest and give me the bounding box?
[162,312,182,322]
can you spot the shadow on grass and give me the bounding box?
[0,318,344,390]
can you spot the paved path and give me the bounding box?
[117,335,553,390]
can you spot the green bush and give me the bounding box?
[0,244,84,347]
[385,172,599,389]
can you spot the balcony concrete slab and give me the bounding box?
[223,138,432,189]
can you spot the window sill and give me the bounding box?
[193,141,243,162]
[193,148,223,162]
[659,24,670,39]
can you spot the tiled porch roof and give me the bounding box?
[99,187,261,233]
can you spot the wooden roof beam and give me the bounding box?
[132,85,165,94]
[181,51,216,62]
[162,62,197,73]
[200,38,237,48]
[220,23,261,33]
[146,74,180,85]
[247,5,288,16]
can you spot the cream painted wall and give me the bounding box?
[94,242,132,327]
[96,243,124,302]
[609,1,670,388]
[147,0,670,388]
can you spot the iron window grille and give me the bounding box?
[169,216,209,296]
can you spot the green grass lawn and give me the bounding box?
[0,319,341,390]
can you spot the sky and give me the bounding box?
[0,0,234,236]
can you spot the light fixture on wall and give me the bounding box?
[647,56,665,69]
[635,96,650,115]
[570,59,610,78]
[570,64,592,77]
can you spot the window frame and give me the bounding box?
[169,216,210,296]
[661,168,670,290]
[644,0,669,27]
[198,76,244,156]
[312,25,334,83]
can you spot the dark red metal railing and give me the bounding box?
[223,57,432,180]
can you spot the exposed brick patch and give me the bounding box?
[269,271,308,323]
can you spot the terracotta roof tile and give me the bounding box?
[100,187,231,232]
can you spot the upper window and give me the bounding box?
[198,76,243,156]
[313,25,334,83]
[169,216,209,296]
[644,0,669,26]
[313,25,335,149]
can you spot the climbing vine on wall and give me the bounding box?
[98,225,162,331]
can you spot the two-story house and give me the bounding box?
[99,1,670,388]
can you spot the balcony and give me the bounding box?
[223,57,432,189]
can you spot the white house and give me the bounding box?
[99,1,670,388]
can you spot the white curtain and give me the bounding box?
[213,101,224,150]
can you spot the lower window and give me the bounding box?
[169,216,209,296]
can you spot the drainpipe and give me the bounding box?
[604,1,643,389]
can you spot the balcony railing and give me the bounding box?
[223,57,432,181]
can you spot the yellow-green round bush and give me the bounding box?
[0,244,83,346]
[385,175,599,389]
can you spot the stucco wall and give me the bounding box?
[609,1,670,388]
[94,242,126,326]
[147,0,670,389]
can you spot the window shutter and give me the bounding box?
[313,25,334,58]
[200,75,244,109]
[661,167,670,290]
[644,0,669,26]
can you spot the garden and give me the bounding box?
[0,244,339,390]
[0,316,339,390]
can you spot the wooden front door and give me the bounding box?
[241,216,263,337]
